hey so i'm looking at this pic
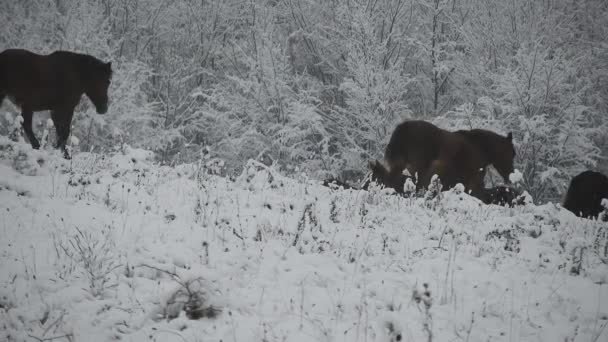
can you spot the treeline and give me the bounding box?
[1,0,607,202]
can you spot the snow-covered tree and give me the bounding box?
[1,0,607,200]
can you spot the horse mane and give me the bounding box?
[52,50,112,78]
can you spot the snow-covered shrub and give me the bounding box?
[412,283,434,341]
[0,137,49,177]
[293,202,327,254]
[57,226,119,297]
[1,0,607,194]
[157,277,221,321]
[145,268,222,322]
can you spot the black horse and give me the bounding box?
[0,49,112,157]
[563,170,608,220]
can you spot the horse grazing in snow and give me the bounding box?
[368,120,516,199]
[0,49,112,158]
[362,160,410,193]
[563,170,608,220]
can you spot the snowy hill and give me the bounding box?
[0,138,607,342]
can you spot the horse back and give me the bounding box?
[0,49,76,77]
[0,49,82,110]
[0,49,48,72]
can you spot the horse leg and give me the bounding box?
[424,160,446,189]
[466,179,484,200]
[51,109,74,159]
[464,168,485,199]
[21,110,40,149]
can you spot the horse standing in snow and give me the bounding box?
[0,49,112,158]
[563,170,608,220]
[368,120,516,199]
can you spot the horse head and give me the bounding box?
[492,132,516,182]
[83,59,112,114]
[364,160,408,192]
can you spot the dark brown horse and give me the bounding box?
[370,120,515,198]
[0,49,112,157]
[563,170,608,220]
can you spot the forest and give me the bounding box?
[1,0,607,203]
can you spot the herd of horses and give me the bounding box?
[1,49,607,220]
[328,121,608,220]
[328,122,608,220]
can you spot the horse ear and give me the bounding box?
[507,132,513,141]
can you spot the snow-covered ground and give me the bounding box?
[1,137,607,342]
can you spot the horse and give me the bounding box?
[370,120,516,198]
[563,170,608,220]
[0,49,112,158]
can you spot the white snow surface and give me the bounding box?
[509,169,523,184]
[0,138,607,342]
